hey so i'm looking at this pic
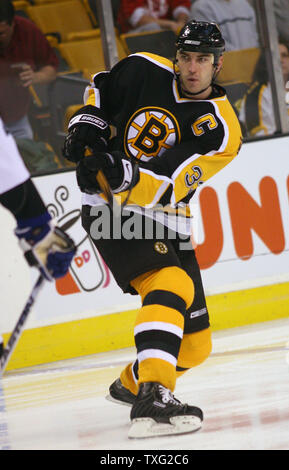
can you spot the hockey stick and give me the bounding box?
[96,164,192,223]
[95,169,115,209]
[95,162,139,212]
[0,274,45,375]
[85,145,139,211]
[85,149,122,210]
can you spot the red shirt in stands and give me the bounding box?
[118,0,191,33]
[0,16,58,125]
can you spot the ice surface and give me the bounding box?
[1,318,289,450]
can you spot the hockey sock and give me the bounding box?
[130,266,194,392]
[120,328,212,392]
[120,361,139,395]
[176,327,212,377]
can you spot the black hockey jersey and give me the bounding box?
[82,52,242,232]
[0,117,30,195]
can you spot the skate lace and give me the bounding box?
[158,385,181,406]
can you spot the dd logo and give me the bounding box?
[74,250,90,267]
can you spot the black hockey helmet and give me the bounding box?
[176,20,225,65]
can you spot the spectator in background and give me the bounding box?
[273,0,289,44]
[190,0,259,51]
[239,39,289,137]
[247,0,289,43]
[117,0,190,34]
[0,0,58,141]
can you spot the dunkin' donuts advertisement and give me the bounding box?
[46,185,110,295]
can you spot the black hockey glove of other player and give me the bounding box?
[76,152,139,195]
[62,105,111,163]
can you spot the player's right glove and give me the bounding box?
[15,212,76,281]
[76,151,139,195]
[62,105,111,163]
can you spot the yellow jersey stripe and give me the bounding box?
[131,52,174,73]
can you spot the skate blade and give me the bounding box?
[105,394,133,407]
[128,416,202,439]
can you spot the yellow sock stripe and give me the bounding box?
[135,304,184,329]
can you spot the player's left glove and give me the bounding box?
[76,151,139,195]
[15,212,76,281]
[62,105,111,164]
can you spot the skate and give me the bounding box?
[106,378,136,407]
[128,382,203,439]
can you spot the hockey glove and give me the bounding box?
[15,212,76,281]
[76,151,139,195]
[62,105,111,163]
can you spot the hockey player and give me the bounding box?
[0,117,76,358]
[63,21,242,438]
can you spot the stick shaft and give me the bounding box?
[96,163,139,211]
[96,169,115,208]
[0,275,45,374]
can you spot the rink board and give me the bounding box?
[1,135,289,370]
[2,280,289,370]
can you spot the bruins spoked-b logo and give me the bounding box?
[124,107,180,161]
[154,241,168,254]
